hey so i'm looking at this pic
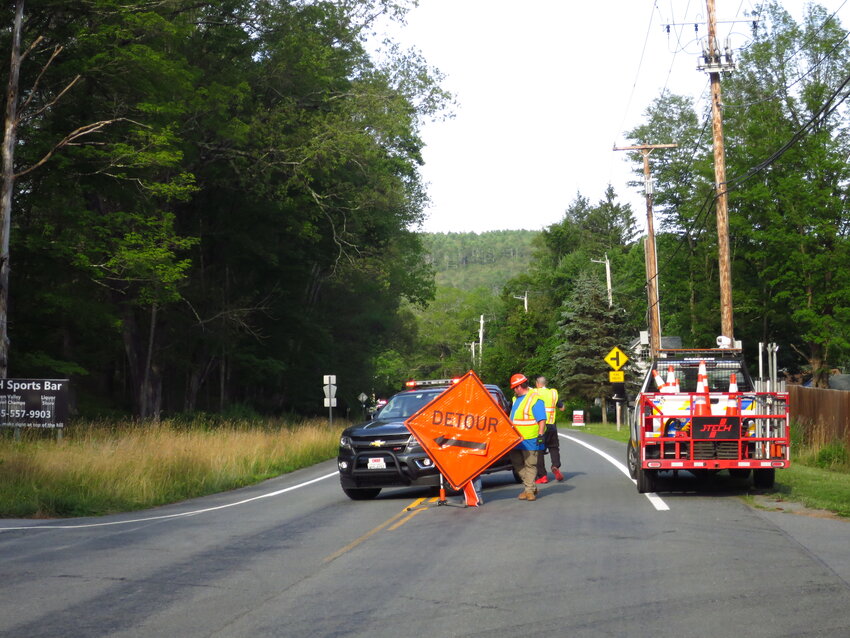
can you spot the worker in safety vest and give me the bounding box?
[534,376,565,484]
[508,373,547,501]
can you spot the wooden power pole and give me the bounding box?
[614,143,677,357]
[701,0,736,342]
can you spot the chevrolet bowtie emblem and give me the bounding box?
[370,440,386,447]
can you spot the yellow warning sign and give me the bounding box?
[609,370,625,383]
[604,346,629,371]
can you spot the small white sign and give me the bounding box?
[323,374,336,385]
[323,398,337,407]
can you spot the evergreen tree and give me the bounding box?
[553,272,630,422]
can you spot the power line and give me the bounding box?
[619,1,661,138]
[661,0,695,96]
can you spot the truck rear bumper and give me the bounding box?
[641,458,789,470]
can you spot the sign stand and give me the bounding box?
[409,472,465,509]
[438,473,448,505]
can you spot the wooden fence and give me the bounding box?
[788,385,850,448]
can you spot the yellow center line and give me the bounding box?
[405,497,427,511]
[323,498,425,564]
[388,507,427,530]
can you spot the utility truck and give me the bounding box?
[626,346,790,493]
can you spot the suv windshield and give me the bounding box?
[377,387,508,419]
[377,391,439,419]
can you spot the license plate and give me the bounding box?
[367,457,386,470]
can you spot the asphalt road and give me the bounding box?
[2,430,849,638]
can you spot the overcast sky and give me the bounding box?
[372,0,850,234]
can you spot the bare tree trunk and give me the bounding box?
[0,0,24,379]
[121,307,143,417]
[185,353,214,413]
[219,350,227,412]
[141,304,160,421]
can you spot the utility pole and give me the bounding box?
[591,254,613,307]
[699,0,736,342]
[478,314,484,369]
[613,143,676,357]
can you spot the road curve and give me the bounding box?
[1,430,849,637]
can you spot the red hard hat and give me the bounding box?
[510,373,527,389]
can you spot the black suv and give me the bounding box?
[337,380,515,500]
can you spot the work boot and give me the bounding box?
[525,491,537,501]
[518,491,528,500]
[552,466,565,482]
[535,475,549,484]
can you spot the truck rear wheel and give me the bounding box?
[342,486,382,500]
[752,468,775,489]
[627,440,638,479]
[636,466,657,494]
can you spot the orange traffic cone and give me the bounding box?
[726,373,739,416]
[693,360,711,416]
[462,481,480,507]
[651,369,665,391]
[664,365,679,394]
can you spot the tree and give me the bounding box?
[2,0,451,417]
[553,272,630,423]
[1,0,143,380]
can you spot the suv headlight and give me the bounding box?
[404,434,422,453]
[340,435,353,450]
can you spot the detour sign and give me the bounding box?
[405,370,520,490]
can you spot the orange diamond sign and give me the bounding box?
[405,370,521,490]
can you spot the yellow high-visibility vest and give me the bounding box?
[512,390,543,440]
[536,387,559,425]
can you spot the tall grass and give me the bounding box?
[0,418,343,518]
[791,419,850,472]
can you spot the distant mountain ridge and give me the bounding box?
[421,230,538,292]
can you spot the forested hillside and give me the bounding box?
[421,230,537,291]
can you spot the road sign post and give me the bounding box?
[323,375,336,426]
[604,348,629,431]
[357,392,368,419]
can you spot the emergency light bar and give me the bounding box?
[404,378,461,389]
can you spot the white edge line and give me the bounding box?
[561,433,670,511]
[0,472,339,531]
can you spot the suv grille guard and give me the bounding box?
[350,450,412,485]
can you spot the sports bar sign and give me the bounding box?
[0,379,69,429]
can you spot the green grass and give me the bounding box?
[568,420,850,518]
[762,464,850,518]
[0,418,343,518]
